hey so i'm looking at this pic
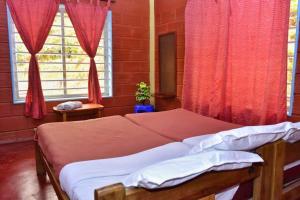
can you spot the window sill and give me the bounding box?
[13,95,113,105]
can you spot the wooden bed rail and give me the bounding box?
[95,165,261,200]
[253,140,285,200]
[254,140,300,200]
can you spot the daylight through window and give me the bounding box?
[288,0,299,115]
[8,5,112,103]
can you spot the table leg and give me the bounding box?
[62,113,67,122]
[98,109,102,118]
[198,194,215,200]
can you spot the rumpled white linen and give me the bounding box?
[56,101,83,111]
[187,122,293,154]
[283,122,300,143]
[59,142,190,200]
[123,151,263,189]
[59,143,262,200]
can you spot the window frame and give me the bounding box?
[7,5,113,104]
[288,0,300,116]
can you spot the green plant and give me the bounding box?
[135,82,151,104]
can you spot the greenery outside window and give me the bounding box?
[7,5,113,104]
[288,0,300,115]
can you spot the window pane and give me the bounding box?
[65,27,76,37]
[64,14,73,27]
[17,72,28,81]
[40,72,64,81]
[42,81,64,90]
[49,26,62,35]
[289,28,297,42]
[41,45,62,54]
[44,89,64,97]
[67,88,87,95]
[66,54,90,63]
[39,63,64,72]
[67,80,88,88]
[45,36,62,45]
[65,45,86,55]
[16,53,30,63]
[287,0,299,114]
[16,63,28,72]
[66,71,88,80]
[18,82,28,91]
[288,43,295,57]
[15,42,28,52]
[288,57,294,71]
[65,36,80,46]
[66,63,89,71]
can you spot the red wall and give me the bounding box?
[0,0,149,144]
[154,0,186,111]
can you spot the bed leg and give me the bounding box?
[35,141,46,178]
[253,140,285,200]
[94,183,126,200]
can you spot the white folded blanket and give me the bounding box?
[56,101,82,111]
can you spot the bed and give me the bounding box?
[125,109,300,200]
[35,114,262,200]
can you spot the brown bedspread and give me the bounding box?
[37,115,172,175]
[125,108,241,141]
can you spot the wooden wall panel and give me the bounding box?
[0,0,150,144]
[155,0,187,111]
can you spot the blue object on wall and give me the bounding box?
[134,104,155,113]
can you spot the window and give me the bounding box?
[8,5,112,103]
[288,0,300,115]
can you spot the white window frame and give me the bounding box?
[288,1,300,116]
[7,5,113,104]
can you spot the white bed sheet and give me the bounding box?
[60,142,243,200]
[60,142,190,200]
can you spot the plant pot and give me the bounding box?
[134,104,155,113]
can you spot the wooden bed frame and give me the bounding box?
[253,140,300,200]
[35,141,261,200]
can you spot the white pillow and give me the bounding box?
[283,122,300,143]
[123,151,263,189]
[188,122,292,154]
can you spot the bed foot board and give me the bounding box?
[253,140,285,200]
[283,180,300,200]
[95,183,125,200]
[35,141,46,178]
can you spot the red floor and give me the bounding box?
[0,141,57,200]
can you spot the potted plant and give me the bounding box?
[134,82,154,113]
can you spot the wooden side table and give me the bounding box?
[53,103,104,122]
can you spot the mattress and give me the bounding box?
[125,108,241,141]
[37,115,173,175]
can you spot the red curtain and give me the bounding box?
[7,0,59,119]
[64,0,111,104]
[183,0,290,125]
